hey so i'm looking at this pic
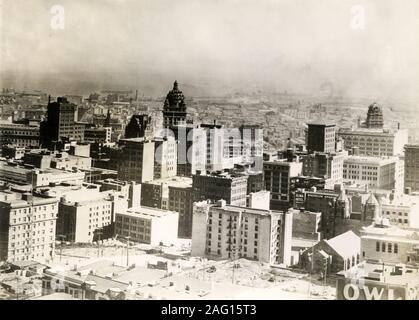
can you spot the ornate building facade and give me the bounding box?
[162,80,187,128]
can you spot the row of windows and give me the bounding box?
[10,236,53,247]
[376,241,399,253]
[11,229,54,238]
[12,221,54,230]
[11,206,53,215]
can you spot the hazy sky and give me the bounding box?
[1,0,419,99]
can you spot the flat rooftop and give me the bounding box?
[361,224,419,243]
[0,191,57,207]
[339,261,419,286]
[0,160,85,176]
[194,171,248,179]
[381,193,419,207]
[61,190,122,206]
[339,127,403,135]
[307,120,336,126]
[121,205,177,219]
[144,176,192,188]
[344,155,397,163]
[200,202,278,217]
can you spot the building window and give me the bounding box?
[381,242,386,252]
[388,243,392,253]
[394,243,398,254]
[376,241,380,252]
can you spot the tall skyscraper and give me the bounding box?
[104,109,111,127]
[263,159,303,210]
[0,191,58,263]
[306,121,336,154]
[191,200,293,265]
[366,102,384,129]
[171,124,207,177]
[338,103,408,157]
[201,122,225,172]
[162,80,187,128]
[239,124,264,171]
[114,138,155,183]
[153,136,178,179]
[302,150,348,189]
[125,114,153,139]
[404,145,419,192]
[192,171,248,207]
[40,97,85,147]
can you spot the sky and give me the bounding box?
[1,0,419,100]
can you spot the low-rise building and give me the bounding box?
[336,261,419,300]
[0,160,86,187]
[57,190,128,243]
[246,190,270,210]
[343,155,402,192]
[115,206,178,246]
[380,190,419,229]
[51,152,92,171]
[360,220,419,265]
[300,230,361,273]
[338,127,408,157]
[84,126,112,144]
[0,121,40,148]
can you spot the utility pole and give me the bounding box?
[126,236,131,267]
[16,277,19,300]
[95,229,103,257]
[57,235,66,262]
[231,246,236,284]
[324,256,328,287]
[308,240,315,298]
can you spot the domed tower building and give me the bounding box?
[365,102,384,129]
[162,80,188,128]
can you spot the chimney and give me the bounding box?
[217,199,226,207]
[22,193,33,202]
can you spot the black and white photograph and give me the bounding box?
[0,0,419,305]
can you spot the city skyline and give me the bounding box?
[1,0,419,101]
